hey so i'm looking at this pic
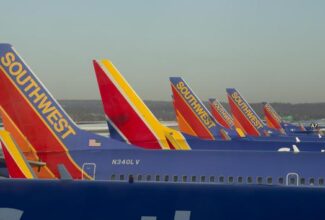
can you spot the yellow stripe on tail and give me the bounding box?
[0,130,35,179]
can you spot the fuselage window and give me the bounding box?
[111,174,116,181]
[146,175,151,182]
[309,178,315,185]
[128,175,135,182]
[267,177,272,185]
[137,175,143,181]
[219,176,224,183]
[182,176,187,182]
[156,175,160,182]
[237,177,243,184]
[300,178,305,185]
[120,175,125,181]
[278,177,284,185]
[257,177,263,184]
[209,176,215,183]
[289,177,296,185]
[191,176,197,182]
[164,175,169,182]
[201,176,206,182]
[228,176,234,184]
[319,178,324,185]
[247,177,253,184]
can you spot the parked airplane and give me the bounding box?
[93,60,325,152]
[263,102,319,135]
[169,77,325,151]
[1,179,325,220]
[1,44,325,186]
[226,88,323,140]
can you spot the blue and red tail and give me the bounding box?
[0,44,125,179]
[93,60,190,150]
[170,77,235,140]
[226,88,279,137]
[209,99,234,129]
[263,103,286,132]
[263,102,307,134]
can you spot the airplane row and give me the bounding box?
[0,43,325,187]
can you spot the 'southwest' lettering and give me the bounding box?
[176,81,216,129]
[213,101,234,127]
[265,104,281,123]
[0,52,76,139]
[231,92,264,130]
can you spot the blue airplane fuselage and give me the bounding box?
[0,179,325,220]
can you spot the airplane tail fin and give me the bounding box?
[209,99,235,129]
[93,60,190,150]
[0,44,121,179]
[226,88,269,136]
[263,102,286,132]
[172,95,198,137]
[170,77,231,140]
[0,130,36,179]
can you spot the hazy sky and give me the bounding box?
[1,0,324,103]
